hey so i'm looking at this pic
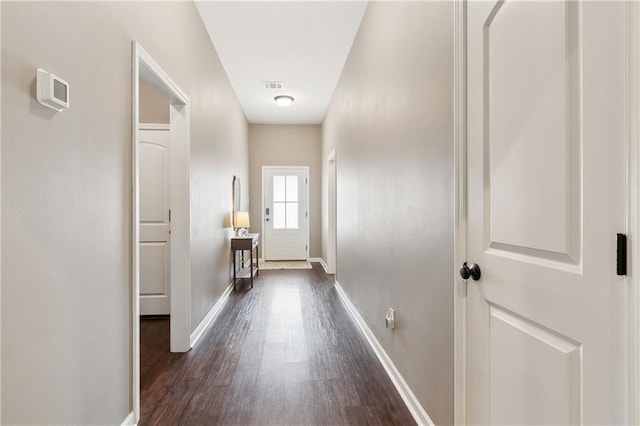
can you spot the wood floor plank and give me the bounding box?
[139,264,416,425]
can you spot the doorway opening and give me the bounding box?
[131,41,192,422]
[262,166,310,261]
[326,150,336,274]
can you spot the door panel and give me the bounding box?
[264,167,308,260]
[140,144,168,222]
[466,1,628,424]
[489,306,581,425]
[139,128,171,315]
[140,242,170,313]
[485,0,581,263]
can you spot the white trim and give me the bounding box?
[335,281,434,426]
[190,281,234,347]
[0,1,3,420]
[131,41,141,424]
[326,149,337,274]
[137,45,189,104]
[121,411,136,426]
[168,101,191,353]
[261,165,311,261]
[261,169,265,258]
[453,1,467,425]
[131,41,191,424]
[628,2,639,423]
[310,257,328,272]
[139,123,170,131]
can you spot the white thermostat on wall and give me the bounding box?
[36,68,69,112]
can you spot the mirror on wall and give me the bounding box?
[232,176,241,227]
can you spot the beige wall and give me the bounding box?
[322,2,454,424]
[249,124,321,258]
[1,2,248,424]
[139,78,170,124]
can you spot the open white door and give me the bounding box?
[139,126,170,315]
[263,166,309,260]
[465,1,630,424]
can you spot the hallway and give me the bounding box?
[139,264,415,425]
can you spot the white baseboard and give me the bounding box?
[261,257,321,265]
[335,281,434,426]
[121,411,136,426]
[309,257,326,268]
[309,257,330,273]
[320,258,329,273]
[190,281,234,347]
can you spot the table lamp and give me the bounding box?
[234,211,250,236]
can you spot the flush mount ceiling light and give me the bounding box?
[274,95,294,108]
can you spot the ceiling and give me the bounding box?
[195,1,368,125]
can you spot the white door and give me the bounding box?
[263,167,309,260]
[466,1,629,424]
[139,127,171,315]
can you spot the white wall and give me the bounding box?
[322,2,454,423]
[1,2,247,424]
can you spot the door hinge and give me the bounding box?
[305,178,308,184]
[305,211,308,218]
[169,209,172,222]
[306,245,308,252]
[617,233,627,276]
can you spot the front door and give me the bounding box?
[263,167,309,260]
[139,126,171,315]
[466,1,629,423]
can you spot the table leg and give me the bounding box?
[250,246,254,289]
[233,249,237,292]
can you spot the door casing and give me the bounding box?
[453,1,467,423]
[326,150,337,274]
[131,41,192,423]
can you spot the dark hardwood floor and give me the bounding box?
[139,263,416,426]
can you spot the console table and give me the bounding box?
[231,233,259,291]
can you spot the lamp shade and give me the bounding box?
[234,211,250,229]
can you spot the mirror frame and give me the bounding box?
[232,175,241,228]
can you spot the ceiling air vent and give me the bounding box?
[263,81,284,90]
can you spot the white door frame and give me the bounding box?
[131,41,192,422]
[453,1,467,424]
[630,3,640,422]
[452,1,639,424]
[326,150,337,274]
[0,2,4,421]
[261,165,310,261]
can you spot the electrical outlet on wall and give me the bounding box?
[385,307,395,329]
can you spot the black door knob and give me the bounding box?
[459,262,481,281]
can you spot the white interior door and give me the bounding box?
[139,127,171,315]
[263,167,309,260]
[466,1,629,424]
